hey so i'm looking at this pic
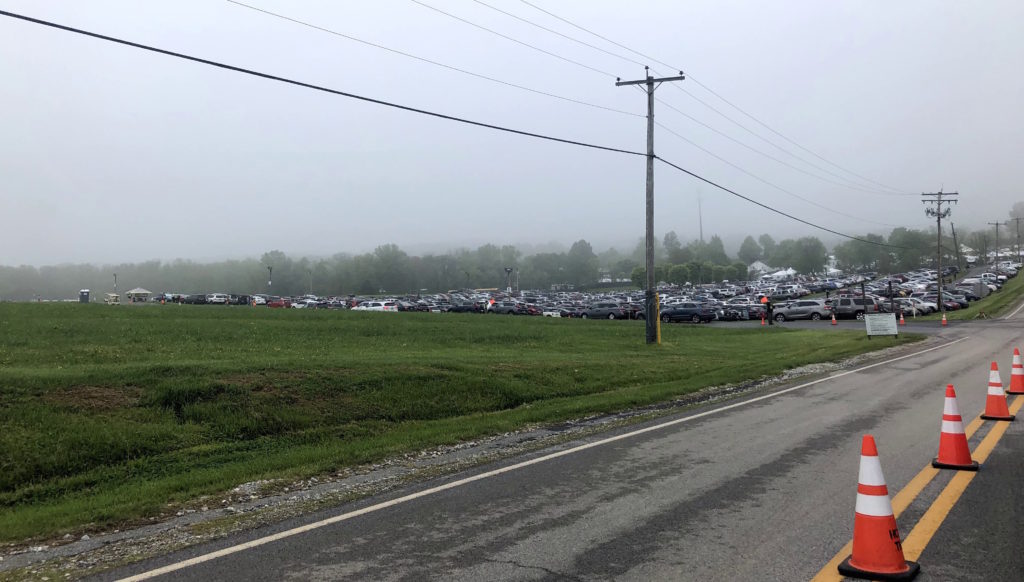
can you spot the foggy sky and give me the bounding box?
[2,0,1022,266]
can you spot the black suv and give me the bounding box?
[660,302,716,323]
[582,302,627,319]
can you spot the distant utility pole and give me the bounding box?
[950,222,963,274]
[113,273,117,294]
[922,190,958,314]
[988,221,1002,265]
[266,266,273,291]
[617,66,686,344]
[1008,217,1023,263]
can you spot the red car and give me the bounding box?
[266,296,291,308]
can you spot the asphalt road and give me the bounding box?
[101,312,1024,581]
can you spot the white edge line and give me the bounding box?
[117,336,969,581]
[1003,298,1024,320]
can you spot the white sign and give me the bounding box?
[864,313,898,337]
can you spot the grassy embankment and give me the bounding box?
[0,303,920,541]
[941,273,1024,320]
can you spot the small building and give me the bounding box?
[126,288,152,303]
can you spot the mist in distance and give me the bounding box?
[1,0,1022,268]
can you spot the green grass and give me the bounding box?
[0,303,920,542]
[920,274,1024,320]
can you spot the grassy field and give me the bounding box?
[0,303,920,542]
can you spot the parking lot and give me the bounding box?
[143,261,1020,326]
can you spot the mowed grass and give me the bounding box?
[0,303,919,541]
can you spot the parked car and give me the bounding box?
[266,296,291,308]
[582,302,627,320]
[354,300,399,312]
[772,299,831,322]
[488,301,522,315]
[831,297,881,320]
[660,302,716,323]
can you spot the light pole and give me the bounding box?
[113,273,117,293]
[266,266,273,292]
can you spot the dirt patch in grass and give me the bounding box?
[43,386,141,411]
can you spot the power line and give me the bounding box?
[469,0,646,68]
[516,0,913,195]
[408,0,617,79]
[655,156,912,249]
[226,0,639,118]
[0,9,644,158]
[655,98,915,197]
[0,9,914,252]
[655,122,902,228]
[667,84,908,195]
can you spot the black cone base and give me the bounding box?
[838,557,920,581]
[931,458,980,471]
[980,413,1015,421]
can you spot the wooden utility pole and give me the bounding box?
[988,221,1002,265]
[1011,217,1024,263]
[616,67,685,344]
[922,191,958,314]
[950,222,964,274]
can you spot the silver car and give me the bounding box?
[772,299,831,322]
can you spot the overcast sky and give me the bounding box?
[2,0,1022,266]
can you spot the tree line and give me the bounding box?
[4,202,1021,301]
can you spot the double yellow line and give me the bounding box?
[812,395,1024,581]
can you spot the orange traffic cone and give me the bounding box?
[932,384,979,471]
[760,314,766,326]
[981,362,1014,421]
[1008,348,1024,395]
[831,313,837,326]
[899,313,905,326]
[941,313,948,326]
[838,435,920,581]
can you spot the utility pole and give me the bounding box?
[266,266,273,291]
[1010,217,1023,263]
[988,221,1002,266]
[617,66,686,344]
[922,191,958,315]
[950,222,963,274]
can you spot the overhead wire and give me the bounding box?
[655,122,902,228]
[0,9,643,157]
[515,0,914,195]
[408,0,617,79]
[656,98,913,196]
[0,8,912,251]
[654,157,913,249]
[225,0,640,118]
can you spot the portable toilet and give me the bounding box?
[79,289,90,303]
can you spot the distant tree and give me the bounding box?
[711,265,727,283]
[737,235,763,264]
[791,237,828,275]
[663,231,692,264]
[668,264,690,285]
[758,234,776,261]
[1010,202,1024,220]
[887,228,931,271]
[566,239,599,288]
[704,235,730,265]
[630,266,646,289]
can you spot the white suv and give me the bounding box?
[206,293,229,304]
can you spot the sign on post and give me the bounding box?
[864,313,898,338]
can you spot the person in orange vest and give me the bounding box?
[760,295,773,325]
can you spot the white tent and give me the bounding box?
[768,268,797,280]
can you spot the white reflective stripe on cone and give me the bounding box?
[943,397,959,415]
[989,384,1004,396]
[855,493,894,517]
[857,455,886,487]
[942,420,965,434]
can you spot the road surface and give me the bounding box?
[101,314,1024,581]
